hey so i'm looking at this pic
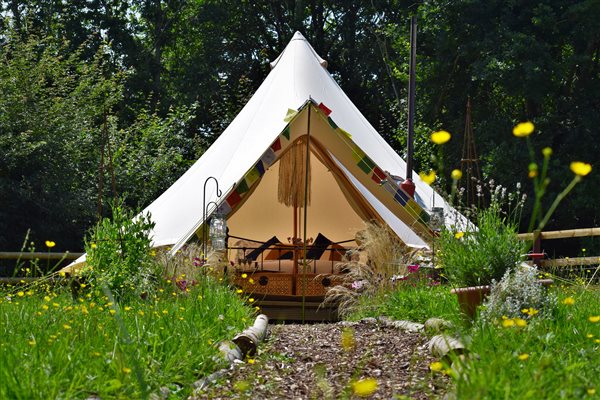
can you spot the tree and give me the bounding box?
[0,33,122,250]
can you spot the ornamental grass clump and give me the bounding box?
[323,221,418,317]
[480,266,557,323]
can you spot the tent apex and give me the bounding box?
[270,31,328,70]
[291,31,306,41]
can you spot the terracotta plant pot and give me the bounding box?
[451,278,555,319]
[450,285,491,318]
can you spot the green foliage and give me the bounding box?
[0,28,202,252]
[412,1,600,239]
[83,201,159,301]
[113,106,201,209]
[480,267,557,322]
[350,279,599,398]
[0,281,254,399]
[350,284,462,326]
[439,204,525,287]
[453,288,600,398]
[0,31,123,250]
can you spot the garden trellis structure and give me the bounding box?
[70,32,464,296]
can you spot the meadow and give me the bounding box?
[351,280,600,398]
[0,277,254,399]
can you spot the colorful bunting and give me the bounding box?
[406,199,422,217]
[310,106,431,233]
[261,148,277,167]
[218,201,232,216]
[282,126,291,140]
[394,189,410,206]
[357,155,376,174]
[255,160,265,176]
[226,191,242,208]
[371,167,386,184]
[245,167,261,186]
[284,108,298,122]
[271,137,282,152]
[236,179,249,194]
[350,147,366,164]
[327,117,338,129]
[318,102,332,116]
[419,210,430,223]
[339,128,352,139]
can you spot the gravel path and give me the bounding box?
[193,320,449,399]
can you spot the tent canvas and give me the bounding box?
[221,101,434,250]
[71,31,465,268]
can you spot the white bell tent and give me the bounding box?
[71,31,463,268]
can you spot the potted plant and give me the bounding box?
[438,202,526,317]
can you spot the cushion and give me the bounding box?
[245,236,280,261]
[305,233,331,260]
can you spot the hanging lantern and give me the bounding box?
[429,207,445,232]
[209,212,227,251]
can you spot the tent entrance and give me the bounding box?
[226,141,373,244]
[226,140,364,296]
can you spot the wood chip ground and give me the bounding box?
[193,320,449,399]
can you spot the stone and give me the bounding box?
[424,318,454,333]
[378,316,424,332]
[427,334,466,360]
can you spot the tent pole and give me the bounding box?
[301,104,312,323]
[292,204,298,295]
[403,15,417,197]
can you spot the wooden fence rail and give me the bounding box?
[517,227,600,268]
[0,252,83,261]
[0,252,83,284]
[517,227,600,241]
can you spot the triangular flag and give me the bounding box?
[339,128,352,139]
[271,137,282,152]
[261,149,277,167]
[284,108,298,122]
[218,201,232,216]
[318,102,332,116]
[245,167,261,186]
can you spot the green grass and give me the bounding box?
[455,287,599,399]
[350,283,463,326]
[350,283,600,398]
[0,277,255,399]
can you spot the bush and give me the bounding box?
[81,201,161,301]
[480,266,557,322]
[439,203,525,287]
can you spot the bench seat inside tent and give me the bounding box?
[230,233,348,275]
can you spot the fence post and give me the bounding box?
[533,230,542,267]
